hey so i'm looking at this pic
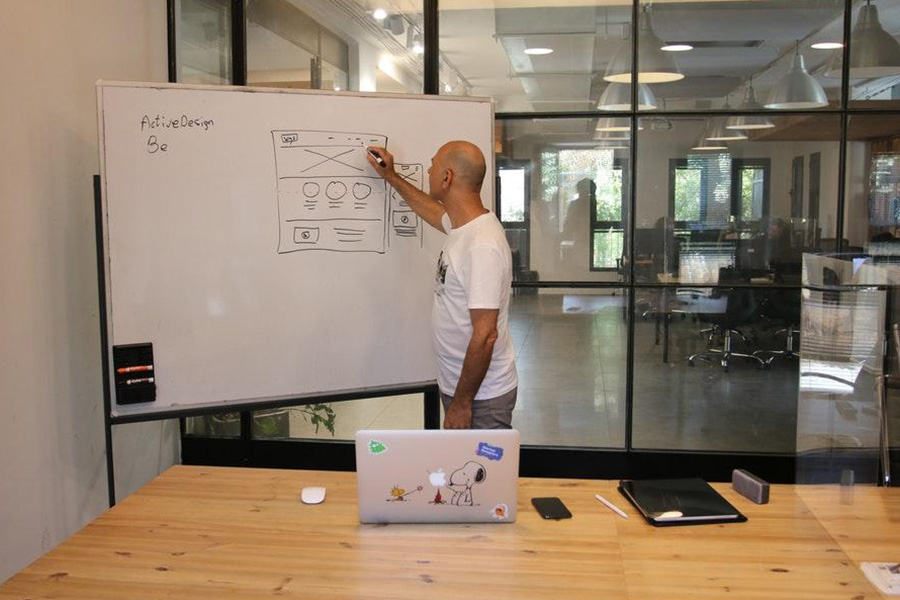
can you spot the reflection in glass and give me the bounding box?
[636,116,840,285]
[844,115,900,253]
[498,119,630,283]
[246,0,423,93]
[440,0,632,111]
[253,395,424,441]
[633,287,800,452]
[637,0,843,111]
[510,291,627,448]
[176,0,232,84]
[797,286,884,463]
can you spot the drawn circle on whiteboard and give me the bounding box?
[326,181,347,200]
[301,231,310,240]
[353,183,372,200]
[401,215,410,224]
[302,182,320,198]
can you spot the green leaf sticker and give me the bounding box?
[368,439,388,455]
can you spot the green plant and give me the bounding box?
[296,403,336,435]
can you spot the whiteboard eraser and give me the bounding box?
[732,469,769,504]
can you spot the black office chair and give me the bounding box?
[688,268,767,372]
[753,289,801,366]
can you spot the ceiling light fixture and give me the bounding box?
[660,44,693,52]
[706,118,748,141]
[726,80,775,130]
[765,42,829,109]
[595,117,633,132]
[824,0,900,79]
[524,48,554,55]
[412,32,424,55]
[811,41,843,50]
[383,14,405,36]
[372,7,387,20]
[691,140,728,151]
[597,82,658,111]
[604,6,684,83]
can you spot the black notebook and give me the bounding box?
[618,478,747,527]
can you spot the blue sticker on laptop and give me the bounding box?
[476,442,504,461]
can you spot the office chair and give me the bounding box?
[753,289,801,366]
[688,268,767,372]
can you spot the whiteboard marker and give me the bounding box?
[124,377,155,385]
[116,365,154,374]
[365,146,387,167]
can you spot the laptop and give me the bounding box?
[355,429,520,524]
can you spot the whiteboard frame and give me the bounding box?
[96,80,495,420]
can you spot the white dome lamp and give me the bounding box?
[824,0,900,79]
[765,42,829,109]
[597,82,658,111]
[726,80,775,130]
[603,5,684,84]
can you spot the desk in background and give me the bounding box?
[2,466,897,600]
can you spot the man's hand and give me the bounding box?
[444,401,472,429]
[366,146,396,181]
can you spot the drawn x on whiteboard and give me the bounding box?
[396,170,419,183]
[301,148,363,173]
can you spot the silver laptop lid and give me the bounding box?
[355,429,520,524]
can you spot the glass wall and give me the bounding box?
[245,0,424,93]
[175,0,233,84]
[439,0,632,111]
[175,0,899,480]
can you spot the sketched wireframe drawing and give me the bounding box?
[272,130,424,254]
[389,163,424,248]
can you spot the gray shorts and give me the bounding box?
[440,387,518,429]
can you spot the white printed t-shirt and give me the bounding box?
[433,212,518,400]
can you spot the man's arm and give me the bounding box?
[367,146,447,232]
[444,308,499,429]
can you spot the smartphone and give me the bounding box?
[531,497,572,520]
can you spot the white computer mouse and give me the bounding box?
[301,486,326,505]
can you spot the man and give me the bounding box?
[367,142,517,429]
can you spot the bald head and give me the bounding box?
[437,141,486,191]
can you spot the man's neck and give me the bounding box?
[445,193,489,230]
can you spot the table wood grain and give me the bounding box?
[2,466,895,600]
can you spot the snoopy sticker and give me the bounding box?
[447,461,487,506]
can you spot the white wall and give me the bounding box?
[0,1,176,582]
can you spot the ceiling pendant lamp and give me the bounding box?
[597,82,658,111]
[705,118,748,141]
[595,117,644,132]
[765,42,829,109]
[726,81,775,130]
[603,6,684,84]
[824,0,900,79]
[692,128,727,151]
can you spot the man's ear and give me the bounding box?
[443,168,453,190]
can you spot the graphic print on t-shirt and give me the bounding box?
[435,251,448,289]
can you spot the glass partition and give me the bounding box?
[439,0,633,111]
[635,115,841,286]
[175,0,233,84]
[247,0,423,93]
[497,118,632,283]
[635,0,844,112]
[510,290,628,448]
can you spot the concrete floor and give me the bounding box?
[284,291,890,456]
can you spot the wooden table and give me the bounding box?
[2,466,897,600]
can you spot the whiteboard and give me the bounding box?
[97,82,494,418]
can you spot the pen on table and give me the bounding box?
[595,494,628,519]
[365,146,386,167]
